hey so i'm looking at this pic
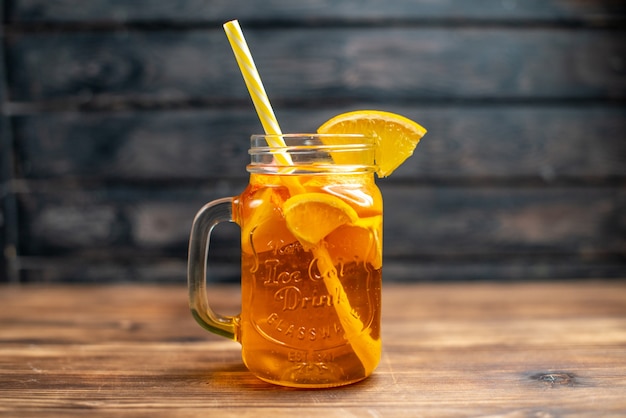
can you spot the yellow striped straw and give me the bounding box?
[222,21,372,370]
[223,20,293,166]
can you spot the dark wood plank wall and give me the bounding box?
[1,0,625,283]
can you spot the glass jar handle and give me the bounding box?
[187,197,238,340]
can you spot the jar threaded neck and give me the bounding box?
[248,134,376,175]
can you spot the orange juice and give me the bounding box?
[234,172,382,387]
[188,134,383,388]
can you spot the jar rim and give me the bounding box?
[247,133,377,174]
[250,133,374,147]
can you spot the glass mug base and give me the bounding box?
[245,347,374,388]
[253,367,370,389]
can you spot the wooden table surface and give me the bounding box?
[1,281,625,417]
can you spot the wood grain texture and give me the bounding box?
[12,106,626,181]
[13,185,625,282]
[0,282,625,417]
[6,28,625,103]
[7,0,626,22]
[2,1,625,282]
[0,19,18,283]
[16,257,626,285]
[17,185,626,257]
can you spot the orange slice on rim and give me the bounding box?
[318,110,427,177]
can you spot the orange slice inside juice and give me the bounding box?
[325,218,382,270]
[283,192,359,249]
